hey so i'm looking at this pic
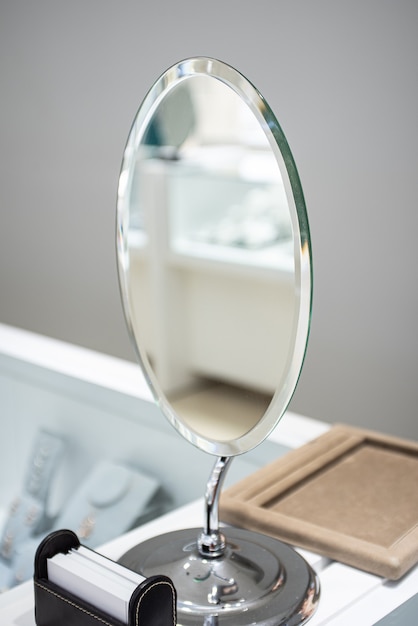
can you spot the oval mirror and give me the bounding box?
[116,57,312,457]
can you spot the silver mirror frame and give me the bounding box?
[116,57,312,456]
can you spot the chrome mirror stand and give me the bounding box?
[119,454,320,626]
[197,456,231,559]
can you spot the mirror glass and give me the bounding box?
[117,57,312,457]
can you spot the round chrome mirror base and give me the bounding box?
[119,527,319,626]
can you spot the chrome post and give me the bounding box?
[197,456,232,558]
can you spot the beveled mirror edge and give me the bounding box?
[116,57,312,457]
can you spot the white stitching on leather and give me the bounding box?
[35,579,176,625]
[34,581,115,626]
[135,580,176,626]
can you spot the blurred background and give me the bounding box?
[0,1,417,439]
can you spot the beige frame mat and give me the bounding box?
[220,424,418,579]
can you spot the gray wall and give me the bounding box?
[0,2,417,439]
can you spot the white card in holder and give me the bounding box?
[34,529,177,626]
[47,546,145,623]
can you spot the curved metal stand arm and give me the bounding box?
[197,456,232,558]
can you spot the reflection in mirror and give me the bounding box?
[116,58,317,626]
[118,61,308,453]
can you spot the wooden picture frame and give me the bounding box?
[220,424,418,579]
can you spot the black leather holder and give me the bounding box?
[33,529,177,626]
